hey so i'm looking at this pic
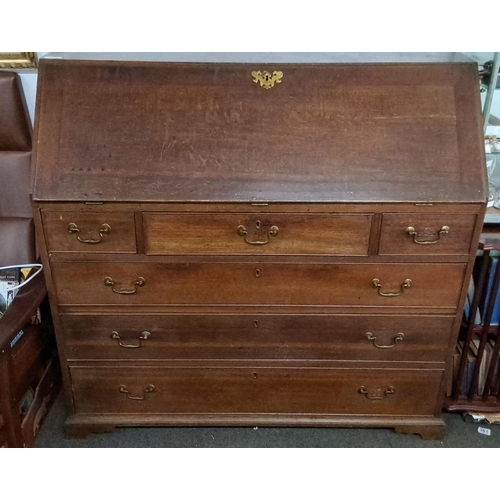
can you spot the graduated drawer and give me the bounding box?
[143,212,372,256]
[42,211,137,253]
[61,314,454,363]
[379,213,477,256]
[70,366,443,416]
[51,262,466,308]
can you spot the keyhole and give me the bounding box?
[254,320,259,327]
[252,372,258,379]
[255,269,261,278]
[255,220,261,229]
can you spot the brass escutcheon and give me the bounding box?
[68,222,111,244]
[405,225,450,245]
[251,70,284,89]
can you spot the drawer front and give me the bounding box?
[379,213,477,256]
[143,213,372,256]
[71,366,442,416]
[52,262,465,308]
[61,314,454,362]
[42,211,137,254]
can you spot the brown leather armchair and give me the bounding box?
[0,71,59,447]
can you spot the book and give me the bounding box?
[481,256,500,325]
[469,339,492,396]
[488,339,500,395]
[454,341,472,396]
[0,268,20,319]
[464,275,482,325]
[448,343,464,397]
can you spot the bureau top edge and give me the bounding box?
[41,52,475,65]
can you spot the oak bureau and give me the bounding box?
[32,54,487,439]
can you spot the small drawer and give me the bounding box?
[61,313,454,363]
[143,212,372,256]
[42,211,137,254]
[51,261,466,309]
[379,213,477,256]
[71,366,443,417]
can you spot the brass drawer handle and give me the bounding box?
[358,386,395,400]
[111,330,151,349]
[119,384,155,401]
[405,225,449,245]
[372,278,412,297]
[366,332,404,349]
[104,276,145,295]
[237,224,279,246]
[68,222,111,244]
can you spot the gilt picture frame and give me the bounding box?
[0,52,38,70]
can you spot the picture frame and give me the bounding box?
[0,52,38,70]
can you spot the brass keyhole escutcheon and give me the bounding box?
[255,269,261,278]
[251,70,284,89]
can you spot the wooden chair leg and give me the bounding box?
[0,351,23,447]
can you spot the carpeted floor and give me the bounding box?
[34,391,500,447]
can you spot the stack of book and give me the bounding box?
[481,256,500,325]
[451,340,500,397]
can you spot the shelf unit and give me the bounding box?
[445,234,500,412]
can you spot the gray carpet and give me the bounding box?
[34,392,500,447]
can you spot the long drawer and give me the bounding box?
[70,366,443,416]
[143,212,372,256]
[61,314,454,362]
[51,262,466,308]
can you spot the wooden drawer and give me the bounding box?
[143,212,372,256]
[52,262,466,308]
[379,213,477,256]
[70,366,443,416]
[61,314,454,363]
[42,211,137,254]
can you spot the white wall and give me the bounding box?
[18,73,38,123]
[16,52,48,124]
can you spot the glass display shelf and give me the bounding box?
[481,54,499,224]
